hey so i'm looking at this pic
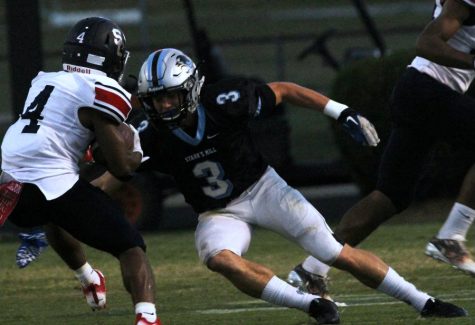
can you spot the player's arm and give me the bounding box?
[90,170,125,194]
[416,0,473,69]
[267,82,380,146]
[79,109,142,180]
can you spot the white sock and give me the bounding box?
[261,276,317,312]
[302,256,331,277]
[135,302,157,322]
[377,268,431,312]
[74,262,100,287]
[437,202,475,240]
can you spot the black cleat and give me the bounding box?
[420,298,468,318]
[308,298,340,324]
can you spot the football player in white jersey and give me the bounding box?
[289,0,475,299]
[1,17,160,325]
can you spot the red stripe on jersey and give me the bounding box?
[95,86,131,118]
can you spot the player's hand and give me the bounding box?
[128,124,148,162]
[337,108,380,146]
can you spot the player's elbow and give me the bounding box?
[268,81,299,105]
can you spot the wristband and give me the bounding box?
[323,100,348,120]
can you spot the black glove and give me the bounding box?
[337,108,380,146]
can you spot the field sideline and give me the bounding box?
[1,202,474,324]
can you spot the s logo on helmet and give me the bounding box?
[176,55,193,70]
[112,28,125,56]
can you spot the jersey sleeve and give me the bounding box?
[201,78,276,123]
[252,83,277,119]
[91,81,132,123]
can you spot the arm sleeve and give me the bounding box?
[91,82,132,123]
[250,83,277,119]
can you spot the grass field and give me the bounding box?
[1,200,474,324]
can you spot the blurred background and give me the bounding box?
[2,0,451,231]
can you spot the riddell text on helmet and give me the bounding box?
[64,64,92,74]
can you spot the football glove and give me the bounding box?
[128,124,149,162]
[16,230,48,268]
[337,108,380,146]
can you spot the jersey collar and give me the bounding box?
[170,104,205,146]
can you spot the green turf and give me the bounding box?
[1,201,474,324]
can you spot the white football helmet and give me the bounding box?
[137,48,204,126]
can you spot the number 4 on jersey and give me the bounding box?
[20,85,54,133]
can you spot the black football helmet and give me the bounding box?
[62,17,129,81]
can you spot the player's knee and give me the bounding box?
[111,232,146,258]
[376,186,411,213]
[387,194,410,212]
[115,241,147,263]
[206,250,240,273]
[332,245,358,270]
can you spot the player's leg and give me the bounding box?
[425,166,475,275]
[337,123,434,246]
[288,124,434,292]
[286,190,396,298]
[289,70,461,289]
[196,213,339,324]
[47,179,159,324]
[332,244,467,317]
[287,257,332,299]
[44,224,85,269]
[335,190,396,246]
[43,223,109,310]
[254,169,466,317]
[425,92,475,275]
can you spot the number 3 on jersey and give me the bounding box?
[193,160,233,199]
[216,91,240,105]
[20,85,54,133]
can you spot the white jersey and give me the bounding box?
[410,0,475,93]
[1,70,131,200]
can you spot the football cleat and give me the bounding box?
[82,269,106,310]
[287,264,332,300]
[308,297,340,324]
[135,313,162,325]
[16,230,48,268]
[425,237,475,276]
[420,298,468,318]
